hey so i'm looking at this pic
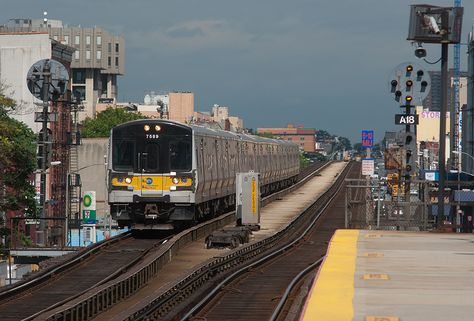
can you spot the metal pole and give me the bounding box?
[457,166,461,232]
[38,61,51,246]
[438,43,449,226]
[8,218,12,285]
[345,186,348,228]
[65,173,69,246]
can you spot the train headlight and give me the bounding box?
[155,125,161,131]
[144,125,150,132]
[172,177,179,184]
[125,177,132,184]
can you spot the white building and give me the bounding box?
[0,32,53,131]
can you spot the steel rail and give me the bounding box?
[32,161,332,321]
[267,257,324,321]
[178,163,350,321]
[0,231,131,301]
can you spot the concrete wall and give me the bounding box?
[0,32,51,132]
[77,138,108,219]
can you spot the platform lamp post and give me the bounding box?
[407,4,463,227]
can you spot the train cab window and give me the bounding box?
[170,140,191,171]
[144,143,160,172]
[112,140,134,171]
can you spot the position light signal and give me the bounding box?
[395,90,402,102]
[417,70,424,80]
[406,65,413,76]
[391,80,398,93]
[421,80,428,92]
[405,80,413,90]
[405,95,413,104]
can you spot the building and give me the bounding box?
[256,124,316,152]
[463,28,474,173]
[0,30,75,246]
[0,18,125,121]
[209,104,244,132]
[423,69,468,112]
[106,91,195,122]
[168,92,194,123]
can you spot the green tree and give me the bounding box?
[254,131,275,138]
[81,107,148,138]
[0,89,38,220]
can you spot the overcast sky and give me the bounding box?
[1,1,473,143]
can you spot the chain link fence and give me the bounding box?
[345,178,436,231]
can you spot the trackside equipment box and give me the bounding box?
[236,172,260,227]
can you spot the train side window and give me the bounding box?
[170,139,192,171]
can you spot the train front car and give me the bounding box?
[107,120,195,231]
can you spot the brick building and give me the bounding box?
[256,124,316,152]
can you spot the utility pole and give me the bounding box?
[38,62,51,246]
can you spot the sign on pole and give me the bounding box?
[395,114,419,125]
[361,130,374,148]
[82,191,97,224]
[361,158,375,176]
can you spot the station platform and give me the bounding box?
[300,229,474,321]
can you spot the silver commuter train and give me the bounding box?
[107,119,300,230]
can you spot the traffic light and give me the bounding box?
[403,132,417,179]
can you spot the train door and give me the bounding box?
[138,142,163,197]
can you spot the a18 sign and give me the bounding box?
[395,114,419,125]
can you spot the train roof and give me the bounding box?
[114,119,298,148]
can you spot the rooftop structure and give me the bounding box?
[0,18,125,121]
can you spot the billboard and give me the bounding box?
[362,130,374,148]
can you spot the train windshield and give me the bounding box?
[113,140,135,172]
[112,130,192,173]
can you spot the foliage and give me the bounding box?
[254,132,275,138]
[353,143,364,154]
[0,90,38,217]
[316,129,332,141]
[336,136,352,151]
[81,107,148,138]
[299,153,310,168]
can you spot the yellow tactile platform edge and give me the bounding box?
[299,229,359,321]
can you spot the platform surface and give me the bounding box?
[300,229,474,321]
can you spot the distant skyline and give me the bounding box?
[1,1,473,144]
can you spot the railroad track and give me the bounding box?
[0,161,329,320]
[177,162,362,321]
[0,235,165,321]
[110,162,357,321]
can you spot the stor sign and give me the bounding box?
[82,191,97,224]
